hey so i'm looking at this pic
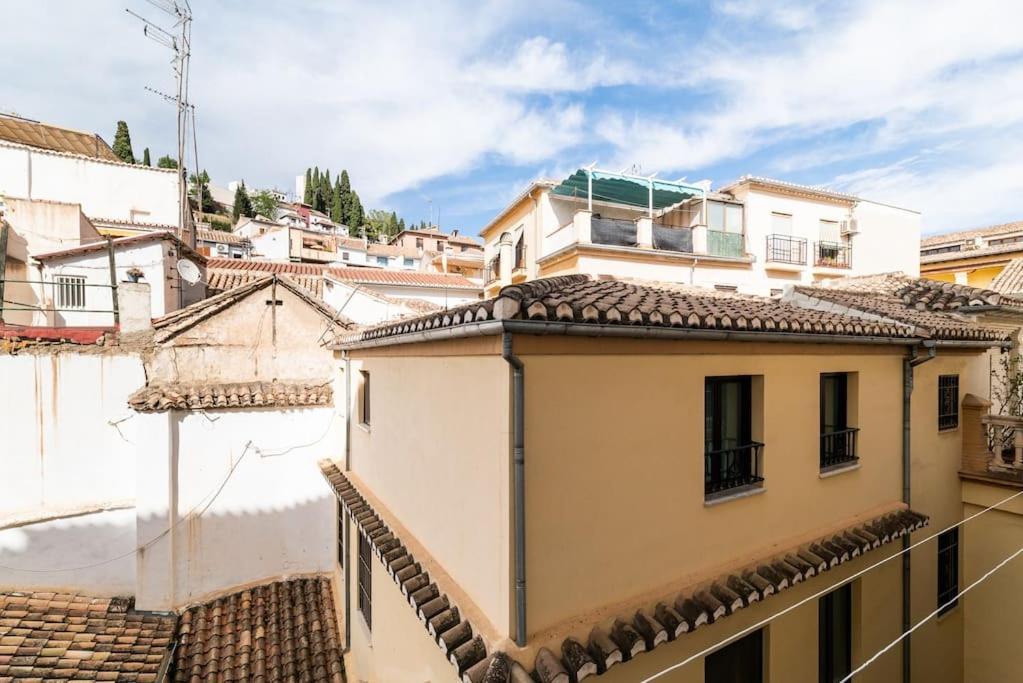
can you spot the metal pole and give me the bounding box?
[0,222,8,324]
[107,236,120,326]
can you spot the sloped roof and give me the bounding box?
[0,591,176,680]
[172,577,344,682]
[207,268,323,297]
[196,228,251,246]
[129,380,332,412]
[325,266,480,290]
[0,114,119,161]
[342,274,1007,348]
[921,220,1023,248]
[921,240,1023,264]
[991,258,1023,295]
[33,230,208,264]
[151,274,353,343]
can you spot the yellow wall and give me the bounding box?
[921,264,1006,288]
[522,340,905,634]
[349,343,512,637]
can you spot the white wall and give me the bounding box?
[0,352,144,521]
[249,227,289,259]
[322,279,419,325]
[365,283,480,307]
[134,404,343,610]
[0,142,179,225]
[852,199,922,277]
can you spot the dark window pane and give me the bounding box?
[938,528,959,614]
[938,375,959,430]
[705,377,760,494]
[358,532,372,629]
[706,628,763,683]
[819,584,852,682]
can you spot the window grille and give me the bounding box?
[55,275,86,310]
[938,375,959,430]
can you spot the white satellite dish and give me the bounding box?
[176,258,201,285]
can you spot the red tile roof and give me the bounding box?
[325,267,480,290]
[129,380,332,412]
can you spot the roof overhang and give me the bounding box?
[551,168,705,211]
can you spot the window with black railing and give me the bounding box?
[820,373,858,469]
[705,376,764,495]
[765,234,807,265]
[815,241,852,268]
[938,374,959,430]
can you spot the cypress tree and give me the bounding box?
[142,148,151,166]
[321,169,333,211]
[112,121,135,164]
[303,168,313,204]
[312,167,320,192]
[388,212,399,237]
[313,184,325,214]
[398,217,406,232]
[331,178,344,224]
[233,182,254,222]
[347,191,364,231]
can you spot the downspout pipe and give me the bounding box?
[342,351,353,654]
[902,343,936,683]
[502,332,527,647]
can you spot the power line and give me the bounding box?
[639,487,1023,683]
[840,542,1023,682]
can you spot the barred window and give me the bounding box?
[938,375,959,430]
[55,275,86,310]
[358,532,372,630]
[937,528,959,614]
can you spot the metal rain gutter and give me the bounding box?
[502,332,527,647]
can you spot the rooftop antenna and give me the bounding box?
[127,0,194,248]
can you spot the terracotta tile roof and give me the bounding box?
[207,269,323,298]
[172,577,344,683]
[196,228,251,246]
[920,240,1023,264]
[325,267,481,290]
[32,230,209,264]
[319,461,516,681]
[0,114,120,161]
[991,258,1023,295]
[367,242,419,259]
[921,220,1023,247]
[520,510,926,681]
[337,236,368,251]
[343,275,940,347]
[0,591,176,681]
[129,380,332,412]
[152,274,354,344]
[206,258,325,275]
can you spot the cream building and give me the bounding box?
[480,170,920,298]
[321,273,1008,683]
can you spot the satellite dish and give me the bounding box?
[176,258,201,285]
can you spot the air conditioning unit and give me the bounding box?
[215,243,229,254]
[840,218,859,235]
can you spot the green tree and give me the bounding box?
[157,155,178,169]
[142,148,151,166]
[232,182,254,222]
[252,190,278,221]
[398,217,406,232]
[336,170,352,224]
[347,191,365,233]
[388,211,400,237]
[321,169,332,205]
[331,178,345,224]
[112,121,135,164]
[188,170,216,213]
[303,168,313,204]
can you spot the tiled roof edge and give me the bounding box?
[128,380,333,412]
[318,461,524,681]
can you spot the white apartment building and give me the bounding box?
[480,169,921,296]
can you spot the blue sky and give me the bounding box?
[2,0,1022,236]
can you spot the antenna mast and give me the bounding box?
[127,0,194,247]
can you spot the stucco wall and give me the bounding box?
[0,142,179,225]
[0,351,144,521]
[349,344,511,636]
[521,339,906,634]
[134,405,342,610]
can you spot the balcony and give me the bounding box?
[815,241,852,268]
[705,442,764,495]
[820,428,859,469]
[765,234,807,265]
[708,230,744,258]
[484,256,500,285]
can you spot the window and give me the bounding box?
[707,200,744,233]
[819,219,841,243]
[376,256,388,266]
[706,628,762,683]
[937,528,959,615]
[55,275,86,310]
[819,584,852,682]
[820,373,858,468]
[358,532,372,629]
[359,371,371,426]
[771,212,793,235]
[403,257,414,267]
[705,376,762,495]
[436,240,445,251]
[336,499,344,568]
[938,375,959,430]
[342,251,350,261]
[416,237,424,249]
[989,235,1023,246]
[921,244,962,256]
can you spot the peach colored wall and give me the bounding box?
[348,348,512,636]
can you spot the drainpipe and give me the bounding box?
[502,332,527,646]
[902,342,936,683]
[343,351,352,653]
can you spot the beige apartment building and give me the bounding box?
[479,170,920,298]
[320,273,1013,682]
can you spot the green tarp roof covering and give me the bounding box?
[551,169,703,209]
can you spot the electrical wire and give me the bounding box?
[639,486,1023,682]
[839,543,1023,682]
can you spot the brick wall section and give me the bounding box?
[962,393,994,474]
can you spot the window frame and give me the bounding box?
[375,255,388,266]
[819,583,852,682]
[937,528,959,615]
[358,531,372,630]
[706,627,763,683]
[55,275,87,310]
[938,375,959,430]
[359,370,371,427]
[770,212,793,235]
[336,499,344,568]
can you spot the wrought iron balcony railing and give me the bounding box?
[705,442,764,495]
[765,234,807,265]
[815,241,852,268]
[820,427,859,469]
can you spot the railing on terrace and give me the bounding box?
[820,428,859,469]
[652,225,693,253]
[984,414,1023,469]
[765,234,807,265]
[591,217,638,248]
[705,442,764,495]
[815,241,852,268]
[484,256,500,285]
[708,230,744,258]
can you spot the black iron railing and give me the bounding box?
[765,234,807,265]
[815,241,852,268]
[705,442,764,495]
[820,428,859,468]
